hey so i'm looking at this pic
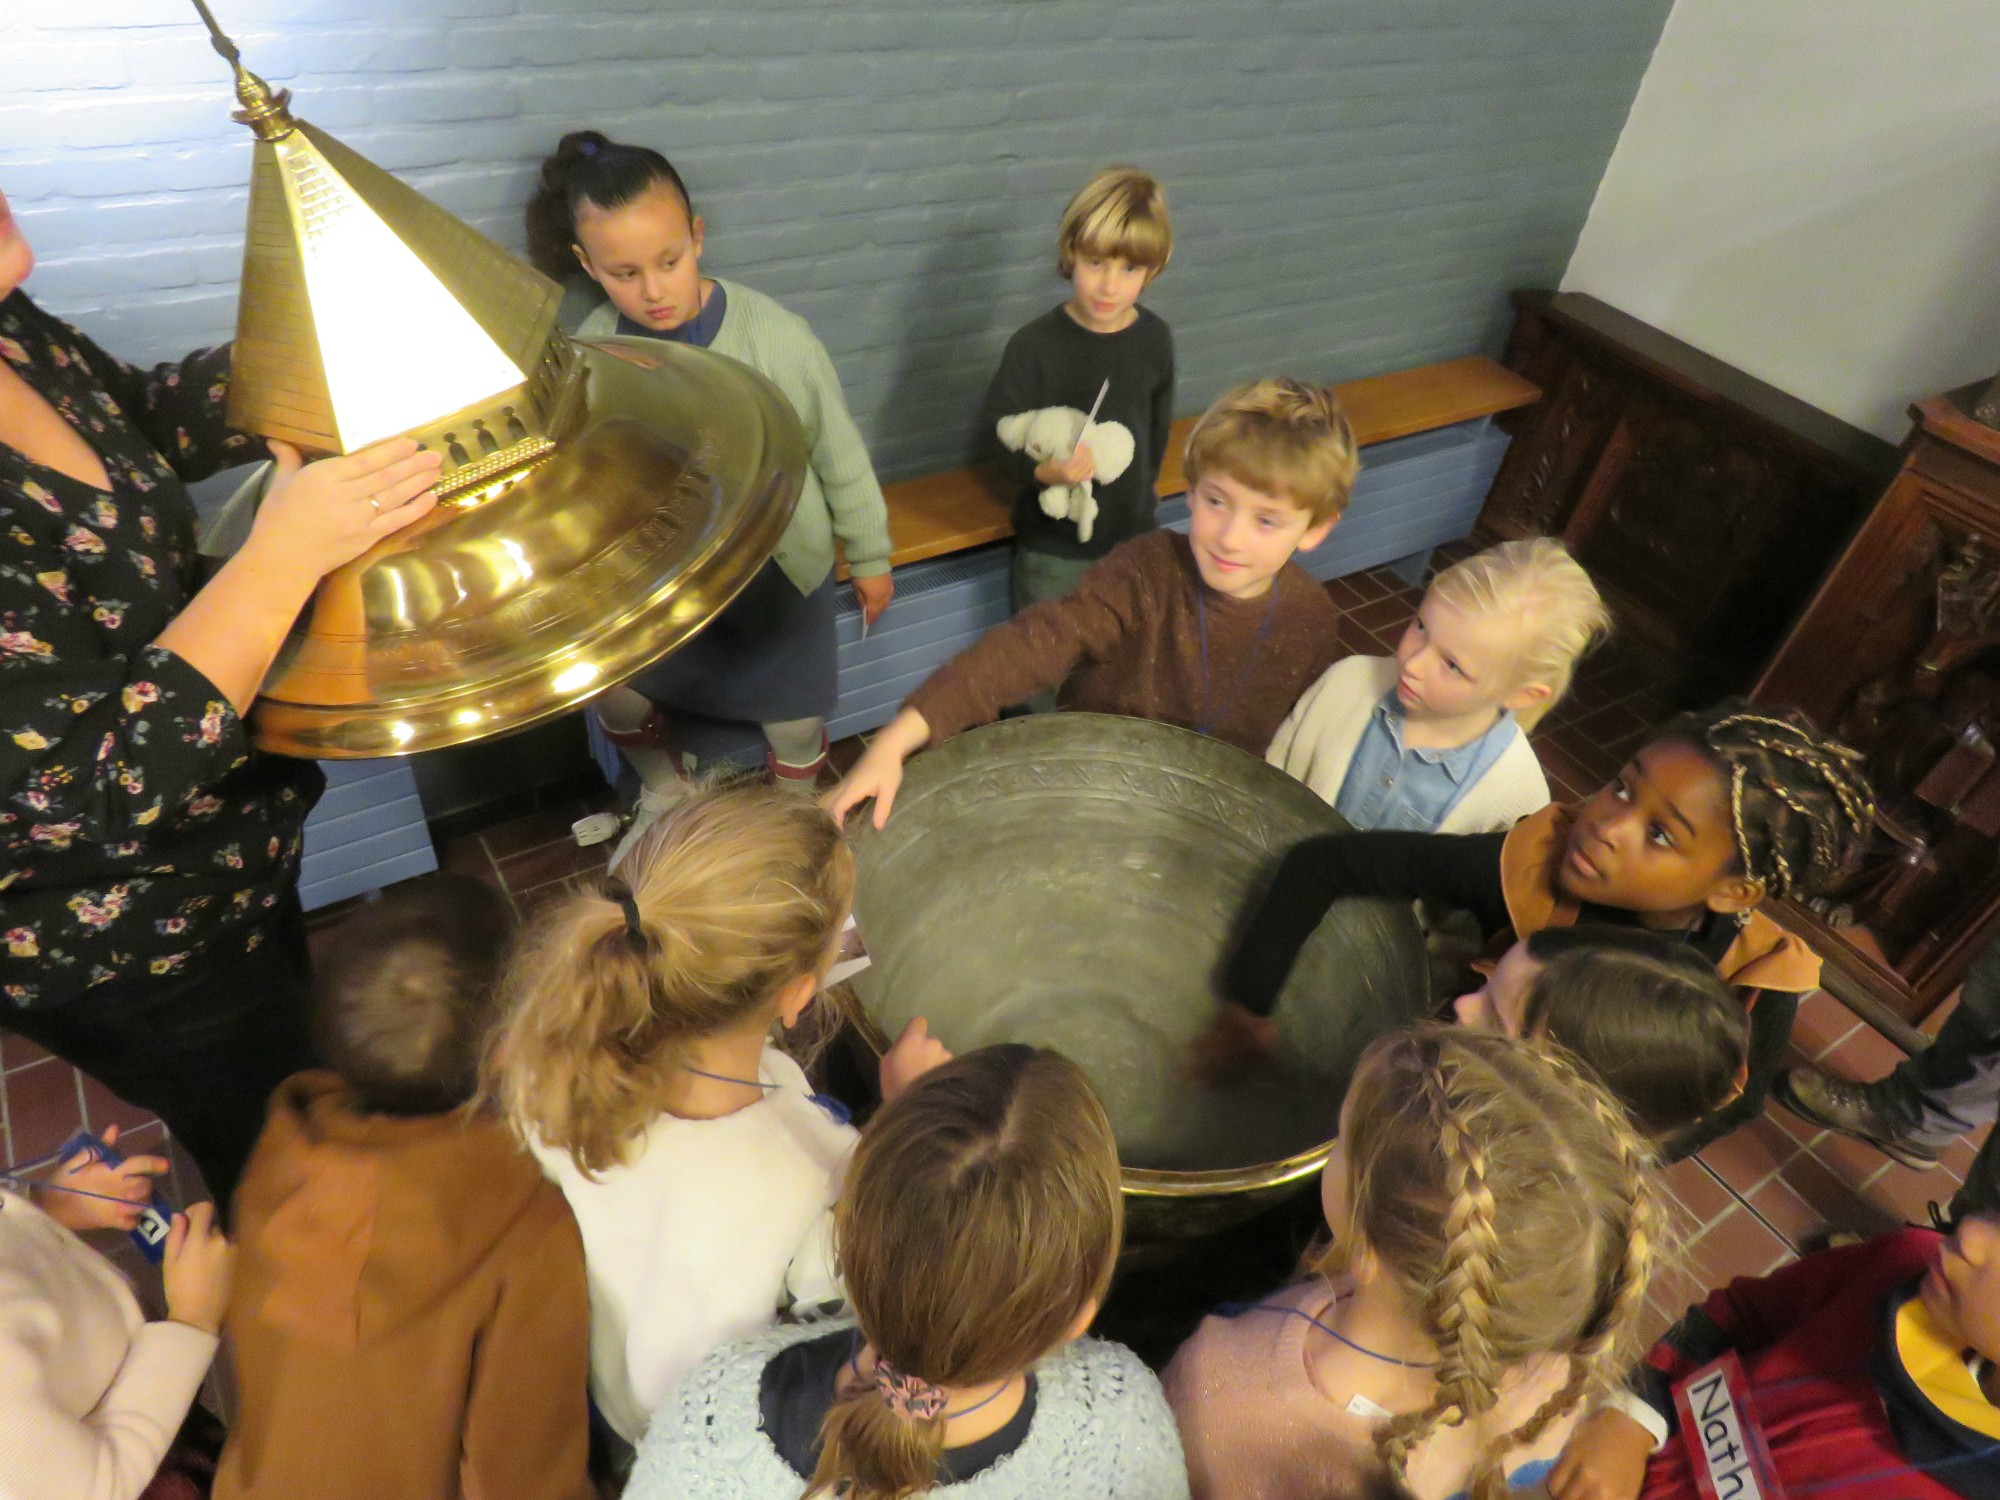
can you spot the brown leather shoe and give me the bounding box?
[1771,1068,1941,1171]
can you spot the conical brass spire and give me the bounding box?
[191,4,807,758]
[195,0,563,475]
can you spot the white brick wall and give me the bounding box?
[2,0,1669,479]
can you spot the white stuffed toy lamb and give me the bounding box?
[996,405,1135,545]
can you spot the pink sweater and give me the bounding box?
[1163,1277,1578,1500]
[0,1189,216,1500]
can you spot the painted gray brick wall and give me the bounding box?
[2,0,1669,480]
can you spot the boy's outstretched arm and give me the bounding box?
[828,548,1144,827]
[1551,1297,1741,1500]
[827,707,930,828]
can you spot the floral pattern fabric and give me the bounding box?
[0,291,321,1009]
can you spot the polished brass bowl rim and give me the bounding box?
[249,337,806,759]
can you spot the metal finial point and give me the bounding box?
[188,0,294,141]
[188,0,240,66]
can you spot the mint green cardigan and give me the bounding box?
[571,278,893,592]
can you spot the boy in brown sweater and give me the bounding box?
[215,877,593,1500]
[829,377,1356,827]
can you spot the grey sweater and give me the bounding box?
[627,1318,1190,1500]
[572,279,893,594]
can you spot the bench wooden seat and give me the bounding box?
[847,355,1539,576]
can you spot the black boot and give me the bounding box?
[1771,1067,1942,1170]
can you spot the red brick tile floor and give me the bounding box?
[5,544,1976,1342]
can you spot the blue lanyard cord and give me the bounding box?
[0,1170,162,1212]
[681,1064,777,1091]
[680,1064,852,1127]
[1218,1296,1439,1370]
[1195,587,1280,737]
[6,1142,86,1176]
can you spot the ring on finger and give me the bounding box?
[366,495,381,513]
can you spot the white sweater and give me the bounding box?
[0,1189,216,1500]
[530,1046,856,1442]
[628,1318,1191,1500]
[1268,654,1551,834]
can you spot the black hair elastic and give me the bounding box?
[606,878,645,948]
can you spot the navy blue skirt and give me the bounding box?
[627,559,838,724]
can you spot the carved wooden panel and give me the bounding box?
[1484,351,1628,538]
[1755,391,2000,1026]
[1479,291,1897,704]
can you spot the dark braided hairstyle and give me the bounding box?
[1656,699,1875,904]
[524,129,694,282]
[1315,1027,1664,1500]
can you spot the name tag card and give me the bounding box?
[1673,1351,1787,1500]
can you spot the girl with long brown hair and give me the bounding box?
[1166,1026,1667,1500]
[484,778,946,1455]
[625,1045,1190,1500]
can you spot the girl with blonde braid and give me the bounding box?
[1206,700,1874,1154]
[1165,1026,1666,1500]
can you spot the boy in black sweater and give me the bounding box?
[981,165,1176,677]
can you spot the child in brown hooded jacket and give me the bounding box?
[214,877,592,1500]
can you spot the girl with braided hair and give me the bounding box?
[626,1045,1189,1500]
[1202,698,1874,1153]
[1166,1025,1666,1500]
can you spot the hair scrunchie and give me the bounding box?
[873,1359,949,1422]
[604,877,645,950]
[578,139,600,158]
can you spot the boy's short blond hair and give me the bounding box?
[1182,377,1360,527]
[1428,537,1610,728]
[1057,165,1172,279]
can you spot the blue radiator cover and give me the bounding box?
[297,759,439,911]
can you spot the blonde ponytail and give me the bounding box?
[484,777,852,1175]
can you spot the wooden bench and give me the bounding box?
[581,352,1543,776]
[843,355,1540,576]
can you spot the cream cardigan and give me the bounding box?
[0,1189,217,1500]
[1268,655,1551,834]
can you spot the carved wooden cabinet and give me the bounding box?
[1756,388,2000,1030]
[1480,291,1898,704]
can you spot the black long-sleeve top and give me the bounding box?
[0,291,321,1009]
[1224,828,1739,1018]
[979,304,1175,560]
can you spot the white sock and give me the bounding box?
[609,781,692,873]
[763,716,826,769]
[598,688,685,791]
